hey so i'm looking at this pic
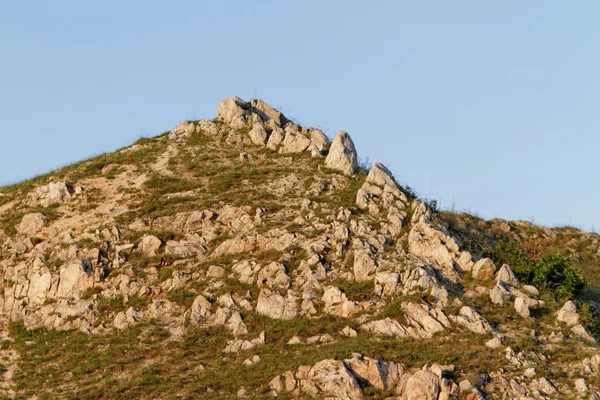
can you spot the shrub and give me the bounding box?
[487,241,586,299]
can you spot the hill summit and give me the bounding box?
[0,97,600,399]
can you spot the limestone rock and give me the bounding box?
[256,289,297,320]
[515,297,530,318]
[557,300,579,327]
[345,353,402,390]
[27,181,74,207]
[280,131,311,154]
[496,264,519,286]
[472,258,496,280]
[249,98,287,126]
[114,307,144,330]
[353,250,377,282]
[57,261,94,298]
[190,295,213,324]
[17,213,47,236]
[248,123,268,145]
[322,287,360,318]
[404,370,440,400]
[307,359,363,399]
[325,131,357,176]
[217,97,248,129]
[139,235,162,256]
[197,118,219,136]
[452,306,492,334]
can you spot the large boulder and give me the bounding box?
[307,359,363,399]
[557,300,579,327]
[344,353,402,391]
[280,130,311,153]
[248,123,268,145]
[256,289,297,320]
[452,306,492,334]
[472,258,496,280]
[139,235,162,256]
[325,131,358,176]
[17,213,47,236]
[57,261,94,298]
[496,264,519,286]
[249,98,287,126]
[404,370,440,400]
[217,97,248,129]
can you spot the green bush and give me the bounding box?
[487,241,586,299]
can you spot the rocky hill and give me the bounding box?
[0,97,600,399]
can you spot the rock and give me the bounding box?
[521,285,539,296]
[575,378,588,393]
[248,123,267,145]
[407,222,461,276]
[404,370,440,400]
[345,353,402,390]
[57,261,94,298]
[266,126,284,150]
[280,131,311,154]
[402,302,449,338]
[243,355,261,366]
[537,377,557,395]
[139,235,162,256]
[325,131,357,176]
[287,336,303,345]
[509,379,527,396]
[514,297,530,318]
[471,258,496,280]
[353,250,377,282]
[217,97,248,129]
[27,181,74,206]
[365,162,399,188]
[223,332,265,353]
[341,326,357,337]
[17,213,48,236]
[322,287,360,318]
[571,324,596,343]
[207,265,226,278]
[452,306,492,334]
[496,264,519,286]
[489,281,512,305]
[309,129,328,156]
[459,379,474,392]
[256,289,297,320]
[249,98,287,126]
[307,359,363,399]
[361,318,410,338]
[485,337,502,349]
[114,307,144,330]
[557,300,579,327]
[190,295,212,324]
[197,118,219,136]
[169,121,196,139]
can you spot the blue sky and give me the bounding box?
[1,1,599,230]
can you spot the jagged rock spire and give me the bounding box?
[325,131,358,176]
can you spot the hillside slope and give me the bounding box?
[0,97,599,399]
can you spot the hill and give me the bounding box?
[0,97,599,399]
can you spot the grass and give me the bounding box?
[0,202,61,235]
[7,311,509,400]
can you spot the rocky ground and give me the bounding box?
[0,97,599,399]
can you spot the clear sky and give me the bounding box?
[1,1,599,230]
